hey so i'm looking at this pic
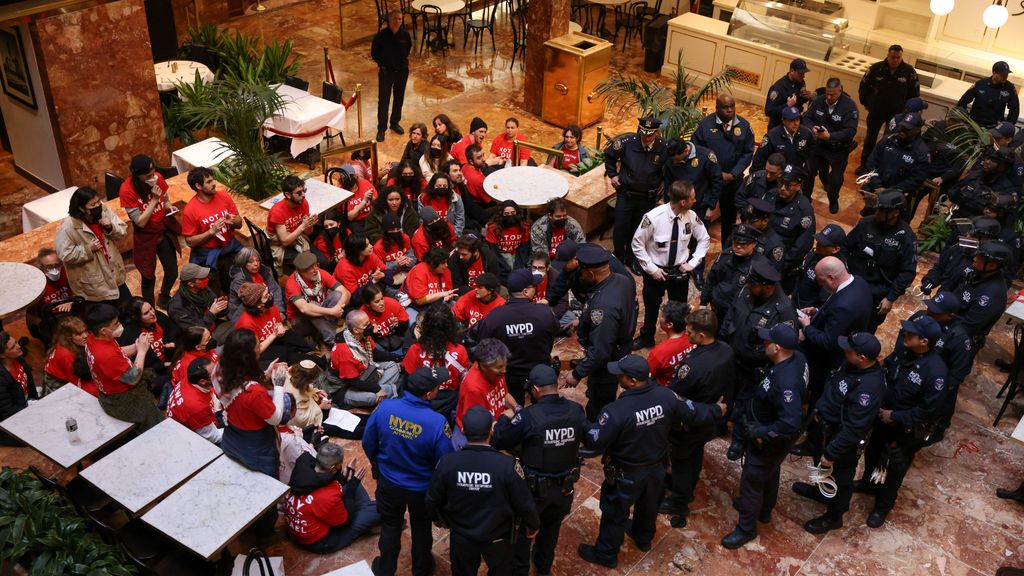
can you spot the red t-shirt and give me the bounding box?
[333,254,385,294]
[452,292,505,327]
[32,270,73,319]
[403,262,453,301]
[373,235,412,265]
[86,223,110,261]
[314,234,344,264]
[119,176,169,231]
[411,224,454,260]
[451,134,474,165]
[361,297,408,337]
[490,133,531,163]
[171,349,219,387]
[560,146,581,169]
[462,164,493,205]
[647,335,695,385]
[549,227,567,259]
[226,382,275,430]
[455,365,508,427]
[85,335,134,395]
[284,269,342,321]
[181,191,239,249]
[285,481,348,544]
[235,306,283,343]
[267,198,310,236]
[140,323,167,363]
[534,276,549,304]
[401,342,469,391]
[330,339,373,379]
[418,193,454,222]
[485,223,527,254]
[346,178,376,222]
[7,361,28,396]
[166,380,218,431]
[45,344,98,396]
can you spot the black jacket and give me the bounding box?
[0,358,37,444]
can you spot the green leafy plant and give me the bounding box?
[593,49,737,141]
[917,215,951,254]
[569,149,604,176]
[183,23,225,53]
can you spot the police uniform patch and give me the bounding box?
[935,378,945,391]
[762,378,770,391]
[783,390,794,403]
[979,295,990,307]
[771,246,784,261]
[514,460,525,479]
[800,216,812,228]
[676,364,691,380]
[590,309,604,325]
[858,393,871,407]
[734,127,742,136]
[510,413,522,426]
[839,380,848,395]
[444,422,453,439]
[770,90,778,100]
[708,151,718,163]
[760,136,769,148]
[640,215,651,229]
[613,138,623,150]
[598,411,609,426]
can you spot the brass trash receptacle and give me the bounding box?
[542,32,612,128]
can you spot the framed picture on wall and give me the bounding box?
[0,26,36,110]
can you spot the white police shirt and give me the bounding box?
[631,203,710,275]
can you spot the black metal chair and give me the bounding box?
[467,1,500,53]
[374,0,389,28]
[447,2,473,48]
[154,164,178,179]
[510,11,527,69]
[419,5,448,55]
[244,217,279,279]
[28,465,114,515]
[615,1,648,51]
[284,75,309,91]
[399,0,422,32]
[105,172,124,200]
[322,82,348,147]
[638,0,663,22]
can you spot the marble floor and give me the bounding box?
[0,1,1023,575]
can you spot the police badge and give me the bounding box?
[782,390,794,403]
[769,90,778,100]
[734,127,742,136]
[772,246,784,261]
[857,393,871,407]
[691,158,699,167]
[708,151,718,163]
[800,216,812,228]
[590,309,604,325]
[676,364,691,380]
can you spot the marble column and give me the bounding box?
[36,0,169,189]
[523,0,572,116]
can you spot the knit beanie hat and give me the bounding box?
[470,117,487,133]
[238,282,265,308]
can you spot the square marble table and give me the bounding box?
[0,384,134,468]
[21,186,78,233]
[321,560,374,576]
[171,137,235,173]
[259,177,353,216]
[141,456,288,560]
[80,419,222,514]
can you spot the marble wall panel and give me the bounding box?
[524,0,572,115]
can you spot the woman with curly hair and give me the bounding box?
[402,122,431,163]
[44,316,97,396]
[400,303,469,420]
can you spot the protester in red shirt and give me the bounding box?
[411,206,455,260]
[548,124,590,170]
[366,187,421,246]
[236,282,315,365]
[43,316,97,396]
[489,117,531,165]
[118,298,178,392]
[310,210,346,270]
[360,283,409,357]
[454,338,518,433]
[170,326,219,387]
[27,248,77,346]
[166,356,222,443]
[284,443,380,552]
[404,248,456,308]
[284,252,350,346]
[384,158,427,202]
[329,310,401,408]
[334,166,377,225]
[451,273,505,328]
[120,154,180,308]
[268,175,318,272]
[401,303,468,417]
[461,144,497,207]
[646,301,695,385]
[418,173,464,235]
[452,116,491,165]
[485,200,530,269]
[333,233,386,303]
[84,304,164,432]
[182,167,243,291]
[372,213,416,274]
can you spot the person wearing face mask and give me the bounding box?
[372,213,416,290]
[485,200,529,269]
[451,272,505,329]
[331,309,402,408]
[44,316,97,396]
[447,233,508,292]
[310,211,347,269]
[418,173,465,236]
[170,325,219,389]
[530,198,584,260]
[802,78,860,214]
[168,263,233,344]
[844,191,919,332]
[411,206,455,260]
[419,133,453,181]
[84,304,165,432]
[27,248,79,348]
[793,224,848,309]
[940,240,1011,348]
[700,224,769,329]
[118,297,179,402]
[0,331,37,446]
[55,186,130,307]
[228,247,287,324]
[235,281,316,366]
[384,159,427,203]
[360,283,409,358]
[366,187,421,245]
[736,153,784,218]
[861,113,930,216]
[119,154,180,309]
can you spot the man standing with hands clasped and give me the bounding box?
[371,11,412,143]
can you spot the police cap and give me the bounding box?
[897,113,925,129]
[814,223,846,247]
[904,97,929,113]
[576,243,611,268]
[747,197,774,218]
[555,239,579,262]
[790,58,809,73]
[838,332,882,360]
[989,121,1016,140]
[747,259,781,284]
[407,366,451,396]
[994,61,1013,74]
[875,190,906,210]
[608,354,650,380]
[637,115,662,135]
[900,315,942,342]
[756,323,799,349]
[526,364,558,388]
[461,406,494,439]
[978,239,1012,262]
[732,223,762,244]
[781,164,805,182]
[971,216,1001,238]
[507,268,543,293]
[781,106,802,120]
[925,291,962,315]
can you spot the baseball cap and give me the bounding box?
[904,97,929,113]
[814,223,846,247]
[406,366,450,396]
[180,263,210,282]
[790,58,809,73]
[993,61,1012,74]
[838,332,881,359]
[526,364,558,388]
[989,121,1015,140]
[900,315,941,342]
[608,355,650,380]
[129,154,155,176]
[418,205,441,223]
[756,323,799,349]
[732,223,762,243]
[507,268,543,293]
[897,112,925,129]
[925,292,962,315]
[461,405,494,439]
[781,106,802,120]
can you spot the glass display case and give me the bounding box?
[727,0,849,61]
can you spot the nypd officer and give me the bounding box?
[957,61,1019,127]
[578,355,726,568]
[631,180,711,349]
[560,244,638,421]
[790,332,884,535]
[604,116,669,262]
[722,323,807,549]
[793,223,847,309]
[427,405,540,576]
[949,148,1017,219]
[861,113,931,213]
[661,137,723,219]
[545,240,630,308]
[856,45,921,175]
[765,58,814,129]
[491,365,588,576]
[745,197,787,272]
[944,239,1011,345]
[737,152,784,216]
[857,315,947,528]
[844,190,919,332]
[693,94,755,242]
[919,216,1001,295]
[720,260,797,460]
[752,106,813,173]
[363,366,455,576]
[802,78,860,214]
[701,223,768,328]
[769,164,816,290]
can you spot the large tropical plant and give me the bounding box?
[593,49,738,141]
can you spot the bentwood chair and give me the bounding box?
[322,81,348,146]
[510,11,527,69]
[638,0,663,22]
[374,0,388,28]
[244,217,279,279]
[447,1,473,48]
[419,5,447,55]
[467,1,500,53]
[615,1,648,50]
[105,172,125,200]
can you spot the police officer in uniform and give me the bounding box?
[957,61,1020,128]
[861,113,931,214]
[578,355,726,568]
[545,240,630,308]
[793,224,848,309]
[660,308,736,526]
[745,197,786,272]
[791,332,884,534]
[721,323,807,549]
[856,315,947,528]
[943,239,1010,346]
[604,116,668,262]
[856,45,921,175]
[363,367,455,576]
[802,78,860,214]
[693,94,755,242]
[765,58,814,130]
[491,365,588,576]
[560,244,638,421]
[982,193,1022,284]
[950,148,1018,219]
[845,190,919,332]
[737,153,784,217]
[752,107,813,173]
[920,216,1001,295]
[769,165,815,291]
[701,223,769,328]
[427,405,540,576]
[720,260,797,460]
[631,181,711,349]
[661,138,723,220]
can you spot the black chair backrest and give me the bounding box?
[105,172,124,200]
[322,81,343,104]
[285,75,309,91]
[243,547,276,576]
[629,1,647,21]
[155,164,178,179]
[28,465,60,492]
[486,1,500,23]
[243,217,279,278]
[421,4,442,25]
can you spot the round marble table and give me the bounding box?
[154,60,214,92]
[483,166,570,207]
[0,262,46,317]
[411,0,465,13]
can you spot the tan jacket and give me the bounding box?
[54,204,127,302]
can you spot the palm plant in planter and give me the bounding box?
[593,49,738,141]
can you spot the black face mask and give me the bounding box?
[431,186,449,197]
[387,231,404,245]
[88,206,103,221]
[428,221,448,235]
[429,148,442,158]
[501,215,519,228]
[324,227,340,237]
[401,175,415,184]
[551,218,567,228]
[204,337,218,351]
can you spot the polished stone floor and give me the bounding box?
[0,1,1023,574]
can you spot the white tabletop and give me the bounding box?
[21,186,77,233]
[0,262,47,317]
[265,84,346,157]
[80,419,222,514]
[171,137,235,173]
[141,456,288,560]
[260,177,354,215]
[0,384,134,468]
[411,0,466,13]
[154,60,214,92]
[569,21,583,33]
[483,166,571,206]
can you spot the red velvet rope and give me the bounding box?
[263,125,329,138]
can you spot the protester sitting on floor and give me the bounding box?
[420,133,453,181]
[334,233,387,306]
[451,272,505,330]
[383,159,428,204]
[27,248,78,347]
[489,117,531,165]
[309,210,346,271]
[166,356,222,444]
[549,123,591,170]
[411,206,456,260]
[170,326,218,388]
[329,310,401,409]
[167,263,232,344]
[284,442,381,553]
[485,200,530,269]
[401,302,469,421]
[267,174,317,274]
[418,172,465,236]
[448,233,509,292]
[55,186,131,308]
[366,185,421,244]
[235,282,316,366]
[404,247,457,315]
[228,247,286,324]
[530,198,585,260]
[360,283,409,359]
[44,316,97,397]
[118,297,178,402]
[285,251,351,348]
[0,331,36,446]
[372,213,416,291]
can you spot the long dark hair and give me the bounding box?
[425,134,451,174]
[373,185,413,216]
[390,159,424,199]
[172,325,208,366]
[433,114,462,142]
[417,302,458,362]
[425,173,454,204]
[129,155,155,203]
[123,297,153,328]
[68,187,100,221]
[342,232,369,265]
[218,329,266,394]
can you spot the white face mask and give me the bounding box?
[110,324,124,339]
[43,269,61,282]
[146,175,158,186]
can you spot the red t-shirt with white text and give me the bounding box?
[647,335,695,385]
[455,365,508,427]
[181,191,239,249]
[402,342,469,391]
